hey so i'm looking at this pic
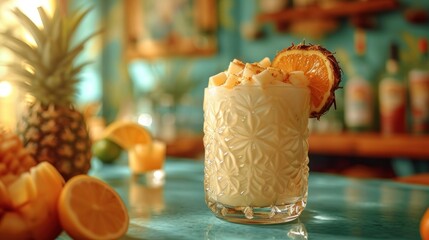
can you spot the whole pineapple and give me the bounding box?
[2,6,99,180]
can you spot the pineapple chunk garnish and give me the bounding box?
[242,63,265,83]
[209,57,310,89]
[253,67,286,86]
[224,74,241,89]
[227,59,245,75]
[258,57,271,68]
[208,72,227,87]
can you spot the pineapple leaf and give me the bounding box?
[39,8,61,65]
[0,40,48,75]
[1,40,32,60]
[59,7,91,55]
[60,20,68,55]
[49,6,66,54]
[3,63,35,80]
[12,8,45,48]
[0,33,38,61]
[41,39,52,69]
[11,80,31,91]
[56,28,101,73]
[51,17,61,45]
[53,27,101,76]
[81,29,103,44]
[37,7,52,35]
[57,85,76,97]
[55,45,84,74]
[70,61,92,77]
[1,40,48,76]
[66,7,94,46]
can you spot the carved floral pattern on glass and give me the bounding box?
[203,86,310,207]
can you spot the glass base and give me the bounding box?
[131,169,165,187]
[206,197,307,224]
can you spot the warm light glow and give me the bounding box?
[0,80,17,131]
[138,113,153,127]
[0,81,13,98]
[15,0,53,26]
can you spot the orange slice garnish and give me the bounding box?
[58,175,129,240]
[103,121,152,149]
[272,43,342,118]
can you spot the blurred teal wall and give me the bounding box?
[74,0,429,134]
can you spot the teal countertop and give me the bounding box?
[62,158,429,240]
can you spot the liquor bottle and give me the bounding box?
[345,30,374,132]
[408,38,429,134]
[379,42,407,135]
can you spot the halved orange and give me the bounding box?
[103,121,152,149]
[58,175,129,240]
[272,43,342,119]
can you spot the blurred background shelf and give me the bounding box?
[309,133,429,160]
[257,0,399,23]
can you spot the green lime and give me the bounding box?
[92,138,123,164]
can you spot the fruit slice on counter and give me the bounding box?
[272,43,342,119]
[7,172,36,208]
[103,121,152,149]
[58,175,129,240]
[128,140,166,173]
[29,161,65,206]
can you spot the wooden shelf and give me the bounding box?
[309,133,429,160]
[257,0,399,23]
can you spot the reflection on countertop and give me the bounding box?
[59,158,429,240]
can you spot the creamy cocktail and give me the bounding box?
[203,44,341,224]
[204,85,310,213]
[204,59,311,223]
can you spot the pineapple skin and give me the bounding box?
[18,102,92,181]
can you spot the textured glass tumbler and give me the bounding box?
[203,85,310,224]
